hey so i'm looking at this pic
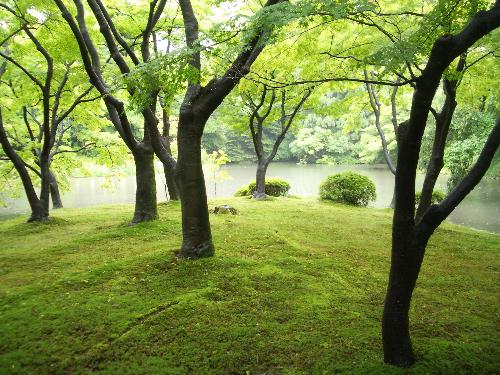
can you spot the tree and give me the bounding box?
[242,83,311,198]
[364,71,400,207]
[0,3,99,221]
[53,0,179,223]
[382,3,500,367]
[173,0,286,258]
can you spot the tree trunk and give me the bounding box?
[253,160,269,199]
[49,170,63,209]
[38,154,51,218]
[164,165,179,200]
[162,108,179,200]
[0,118,47,222]
[383,228,431,367]
[389,187,396,209]
[176,116,214,259]
[131,144,158,224]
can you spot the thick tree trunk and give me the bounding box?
[131,144,158,224]
[253,160,269,199]
[176,116,214,259]
[49,170,63,209]
[383,227,431,367]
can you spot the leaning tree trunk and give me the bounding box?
[49,170,63,209]
[389,187,396,209]
[176,113,214,259]
[253,160,269,199]
[162,109,179,200]
[0,120,47,222]
[164,165,179,200]
[131,144,158,224]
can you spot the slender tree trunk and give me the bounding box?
[131,144,158,224]
[176,115,214,259]
[389,187,396,209]
[164,165,179,200]
[253,160,269,199]
[162,108,179,200]
[38,154,51,218]
[49,170,63,209]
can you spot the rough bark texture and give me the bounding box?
[383,5,500,367]
[131,145,158,224]
[49,170,63,209]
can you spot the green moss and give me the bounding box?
[0,199,498,374]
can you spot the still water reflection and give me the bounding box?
[1,163,499,233]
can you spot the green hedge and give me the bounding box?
[415,189,446,206]
[319,172,376,206]
[235,178,291,197]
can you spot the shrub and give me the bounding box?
[415,189,446,207]
[319,172,376,206]
[234,178,291,197]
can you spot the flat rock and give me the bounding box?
[213,205,238,215]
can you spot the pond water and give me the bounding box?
[1,163,499,233]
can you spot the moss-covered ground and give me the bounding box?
[0,198,498,374]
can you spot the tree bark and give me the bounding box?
[49,169,63,209]
[0,111,47,221]
[162,109,179,200]
[253,160,269,199]
[383,4,500,367]
[416,76,461,222]
[175,113,214,259]
[131,144,158,224]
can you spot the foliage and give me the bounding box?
[290,113,361,164]
[234,178,291,197]
[204,149,231,197]
[415,190,446,207]
[319,172,376,206]
[0,199,498,373]
[445,110,499,191]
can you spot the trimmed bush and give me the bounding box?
[234,178,291,197]
[415,189,446,206]
[319,172,376,206]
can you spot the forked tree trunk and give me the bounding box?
[49,170,63,209]
[176,115,214,259]
[253,160,269,199]
[131,144,158,224]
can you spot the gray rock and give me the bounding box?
[213,205,238,215]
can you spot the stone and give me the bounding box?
[213,205,238,215]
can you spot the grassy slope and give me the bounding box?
[0,198,498,374]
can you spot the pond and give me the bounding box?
[1,163,499,233]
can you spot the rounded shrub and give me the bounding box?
[415,189,446,206]
[319,172,376,206]
[234,178,291,197]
